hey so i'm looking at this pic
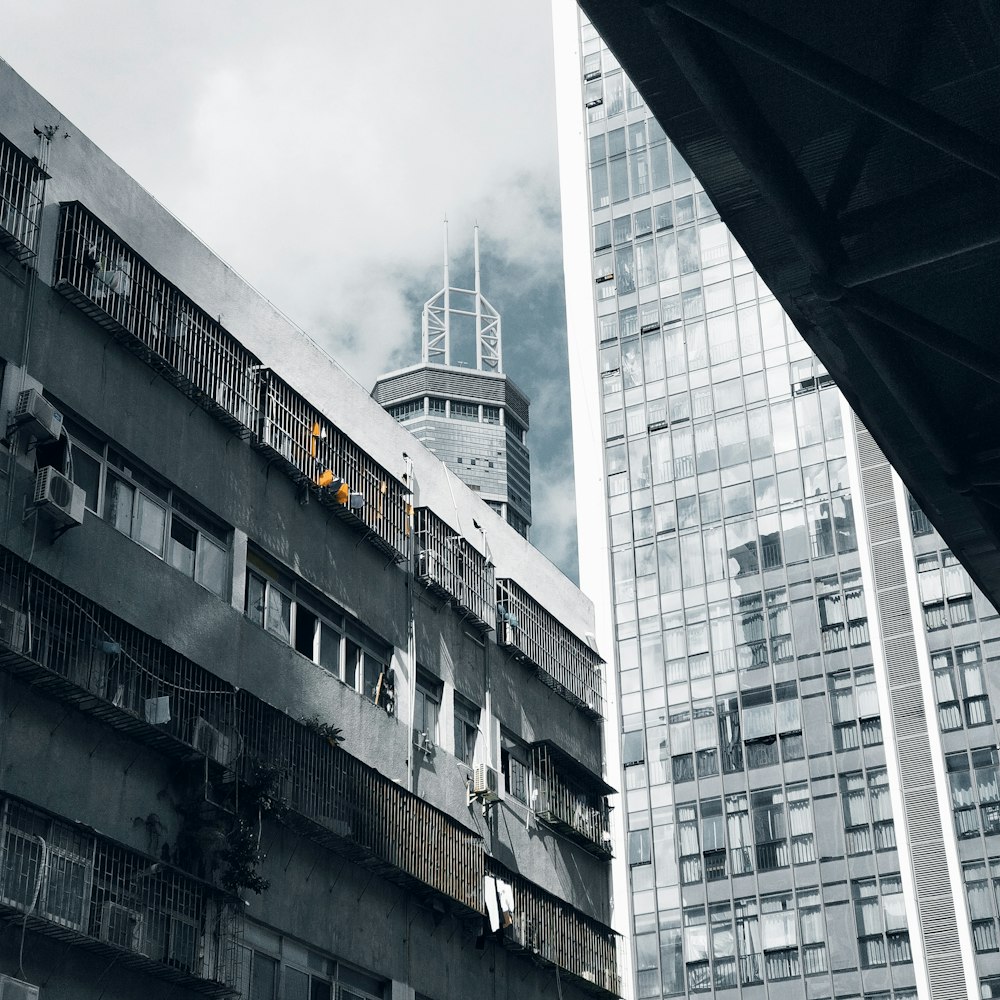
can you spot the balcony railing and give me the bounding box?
[496,578,605,717]
[413,507,495,631]
[53,201,408,561]
[0,547,619,995]
[530,744,611,858]
[740,952,763,985]
[236,693,483,911]
[486,858,619,997]
[0,132,45,262]
[764,947,799,980]
[0,795,241,995]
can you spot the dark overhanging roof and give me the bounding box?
[579,0,1000,608]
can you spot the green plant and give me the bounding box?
[218,818,270,896]
[301,715,344,747]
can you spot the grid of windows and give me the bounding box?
[947,747,1000,838]
[575,13,922,997]
[244,548,391,706]
[65,414,229,597]
[238,922,386,1000]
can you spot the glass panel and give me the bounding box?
[195,535,228,596]
[135,493,166,556]
[105,474,134,535]
[168,517,197,577]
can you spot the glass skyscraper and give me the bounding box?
[554,6,1000,1000]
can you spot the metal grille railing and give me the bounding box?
[235,693,483,912]
[486,857,619,996]
[54,202,259,438]
[0,796,241,994]
[530,745,610,857]
[413,507,495,630]
[496,578,604,718]
[0,132,44,261]
[53,201,408,560]
[0,546,238,759]
[254,370,408,558]
[0,548,619,993]
[0,546,478,907]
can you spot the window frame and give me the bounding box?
[64,415,230,598]
[244,548,391,706]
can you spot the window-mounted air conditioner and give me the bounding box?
[33,466,85,528]
[0,604,26,654]
[0,973,40,1000]
[13,388,63,443]
[192,717,233,766]
[98,900,144,952]
[473,763,500,802]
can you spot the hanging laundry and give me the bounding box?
[496,878,514,928]
[484,874,500,932]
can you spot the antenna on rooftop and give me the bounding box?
[421,220,502,373]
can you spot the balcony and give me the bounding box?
[0,132,44,262]
[0,547,619,994]
[496,578,605,717]
[413,507,495,631]
[530,743,612,858]
[487,858,619,997]
[0,795,241,995]
[53,202,408,561]
[235,693,483,911]
[0,545,479,911]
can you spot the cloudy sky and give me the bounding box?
[6,1,580,580]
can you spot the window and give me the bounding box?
[500,731,530,805]
[414,669,441,748]
[918,550,976,629]
[628,827,652,868]
[244,548,391,706]
[65,415,229,597]
[841,768,895,854]
[830,667,881,750]
[907,491,933,536]
[450,401,478,421]
[934,644,990,730]
[453,694,480,766]
[947,748,1000,837]
[966,859,1000,953]
[388,398,423,422]
[238,922,386,1000]
[817,572,869,652]
[853,877,910,967]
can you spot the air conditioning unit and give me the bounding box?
[192,717,233,766]
[0,604,26,654]
[33,466,85,528]
[473,764,500,802]
[13,389,63,443]
[0,973,40,1000]
[99,900,143,952]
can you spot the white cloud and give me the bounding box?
[4,0,579,578]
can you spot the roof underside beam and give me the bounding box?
[648,0,1000,178]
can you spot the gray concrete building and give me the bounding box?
[554,7,1000,1000]
[0,59,617,1000]
[372,229,532,538]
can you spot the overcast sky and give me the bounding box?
[6,1,580,581]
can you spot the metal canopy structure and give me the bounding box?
[578,0,1000,606]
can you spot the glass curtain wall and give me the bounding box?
[570,14,928,1000]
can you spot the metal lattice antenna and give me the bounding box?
[421,222,502,373]
[422,218,450,364]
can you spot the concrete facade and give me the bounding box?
[0,59,617,1000]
